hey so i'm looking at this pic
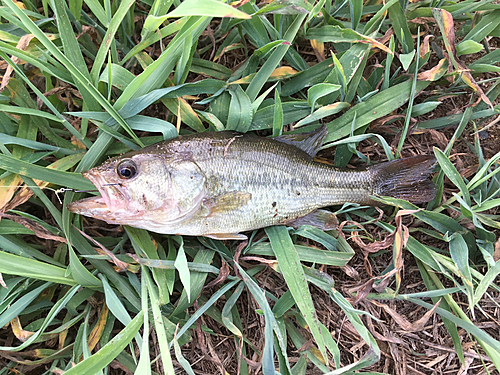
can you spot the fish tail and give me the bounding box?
[371,155,437,203]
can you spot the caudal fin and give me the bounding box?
[371,155,437,204]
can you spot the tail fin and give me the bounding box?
[371,155,437,204]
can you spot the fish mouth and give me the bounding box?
[67,170,129,214]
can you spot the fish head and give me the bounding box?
[67,152,207,228]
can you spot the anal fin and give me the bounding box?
[284,209,338,231]
[204,233,248,240]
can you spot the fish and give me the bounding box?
[67,126,436,240]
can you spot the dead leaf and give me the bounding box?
[376,28,394,46]
[310,39,325,61]
[88,304,109,351]
[0,213,67,243]
[417,58,447,81]
[494,238,500,262]
[0,273,6,289]
[77,228,128,272]
[204,259,230,289]
[0,34,35,91]
[419,35,434,57]
[10,316,34,342]
[353,279,375,305]
[432,8,493,109]
[370,299,441,332]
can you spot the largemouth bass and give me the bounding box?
[68,126,436,240]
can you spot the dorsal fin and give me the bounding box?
[274,125,328,158]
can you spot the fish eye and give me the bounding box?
[116,159,138,179]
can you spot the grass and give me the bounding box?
[0,0,499,374]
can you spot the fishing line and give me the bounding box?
[0,183,119,205]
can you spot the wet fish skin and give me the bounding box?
[67,127,436,239]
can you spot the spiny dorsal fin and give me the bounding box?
[274,125,328,158]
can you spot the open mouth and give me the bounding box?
[67,170,129,213]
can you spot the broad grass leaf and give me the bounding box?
[162,96,205,132]
[273,88,283,136]
[470,63,500,73]
[67,245,101,288]
[143,267,176,374]
[99,63,135,90]
[323,80,430,144]
[246,13,306,101]
[251,101,310,131]
[0,104,64,123]
[291,354,308,375]
[281,59,331,96]
[295,102,350,127]
[115,16,210,108]
[173,336,195,375]
[174,244,191,303]
[388,1,413,53]
[124,19,185,63]
[473,260,500,305]
[0,154,94,190]
[191,58,232,80]
[171,249,214,316]
[349,0,363,29]
[463,9,500,42]
[449,234,474,308]
[0,251,75,285]
[196,111,225,131]
[89,0,136,82]
[221,281,245,337]
[235,262,291,374]
[265,226,327,363]
[167,0,250,19]
[399,51,415,71]
[272,290,295,317]
[434,147,471,206]
[125,115,177,141]
[305,26,393,55]
[248,242,353,267]
[307,83,341,112]
[52,0,98,109]
[63,310,144,375]
[0,282,50,335]
[135,275,151,375]
[125,226,171,305]
[226,84,253,132]
[410,101,441,116]
[456,40,483,56]
[83,0,107,25]
[254,0,311,16]
[99,274,142,347]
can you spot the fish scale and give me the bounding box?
[68,127,436,240]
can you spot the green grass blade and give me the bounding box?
[0,251,75,285]
[63,310,144,375]
[265,226,327,364]
[143,267,175,374]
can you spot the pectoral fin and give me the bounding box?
[204,233,248,240]
[284,209,338,231]
[203,191,252,216]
